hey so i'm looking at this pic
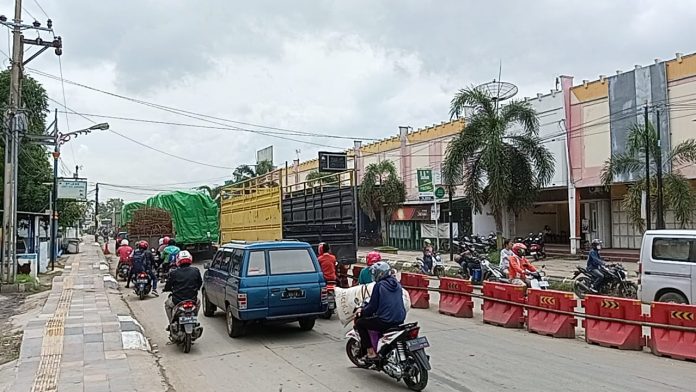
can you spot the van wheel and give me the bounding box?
[226,306,245,338]
[202,290,216,317]
[657,291,688,304]
[298,317,316,331]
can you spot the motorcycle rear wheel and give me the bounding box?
[573,277,593,299]
[617,282,638,299]
[182,334,192,353]
[138,291,145,301]
[403,358,429,391]
[345,338,369,369]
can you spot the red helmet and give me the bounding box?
[177,250,193,265]
[366,251,381,266]
[138,240,149,250]
[512,243,527,257]
[163,236,170,245]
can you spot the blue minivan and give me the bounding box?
[202,240,328,338]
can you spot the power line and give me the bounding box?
[32,0,49,19]
[57,55,76,167]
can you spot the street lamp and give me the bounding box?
[26,113,109,269]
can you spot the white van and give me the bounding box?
[639,230,696,304]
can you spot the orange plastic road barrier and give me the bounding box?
[400,272,430,309]
[481,281,526,328]
[438,277,474,318]
[351,265,364,286]
[583,295,644,350]
[648,302,696,361]
[527,289,577,338]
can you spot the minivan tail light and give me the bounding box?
[321,287,328,302]
[238,293,247,310]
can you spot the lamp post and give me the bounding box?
[26,112,108,269]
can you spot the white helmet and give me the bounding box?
[121,239,129,246]
[177,250,193,265]
[158,238,164,246]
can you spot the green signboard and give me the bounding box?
[434,186,446,199]
[417,168,434,199]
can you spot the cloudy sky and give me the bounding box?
[4,0,695,201]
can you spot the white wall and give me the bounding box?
[472,204,496,236]
[508,91,568,188]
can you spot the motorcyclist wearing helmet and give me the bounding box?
[355,261,406,361]
[587,239,606,291]
[508,243,537,285]
[116,239,133,270]
[317,242,337,283]
[126,240,158,296]
[422,239,434,273]
[358,251,381,284]
[161,238,180,273]
[163,250,202,326]
[158,236,170,254]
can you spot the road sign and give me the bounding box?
[434,186,445,199]
[417,168,434,200]
[57,179,87,201]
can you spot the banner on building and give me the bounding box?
[417,168,434,200]
[420,222,458,238]
[392,206,431,221]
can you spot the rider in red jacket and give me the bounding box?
[317,242,337,283]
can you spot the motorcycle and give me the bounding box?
[572,263,638,299]
[416,253,445,277]
[168,299,203,353]
[527,232,547,261]
[345,319,431,391]
[117,261,131,281]
[133,271,152,300]
[526,267,549,290]
[319,281,336,319]
[480,258,508,283]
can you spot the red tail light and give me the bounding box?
[407,327,420,339]
[238,293,247,310]
[182,300,196,310]
[138,272,148,278]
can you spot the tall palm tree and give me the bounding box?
[601,122,696,231]
[305,170,339,188]
[197,185,222,204]
[231,159,274,183]
[442,87,554,232]
[359,160,406,244]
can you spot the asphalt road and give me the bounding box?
[122,273,696,392]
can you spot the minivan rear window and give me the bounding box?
[268,249,317,275]
[652,237,696,262]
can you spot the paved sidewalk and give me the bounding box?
[10,241,167,392]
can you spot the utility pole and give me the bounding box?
[644,105,651,231]
[94,183,99,242]
[655,109,665,229]
[2,0,24,283]
[51,110,58,270]
[0,2,61,283]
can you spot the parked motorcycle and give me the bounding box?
[168,299,203,353]
[345,318,431,391]
[133,271,152,300]
[117,261,131,282]
[319,281,336,319]
[416,253,445,277]
[572,263,637,299]
[527,232,547,261]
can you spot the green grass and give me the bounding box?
[15,274,33,284]
[548,279,574,292]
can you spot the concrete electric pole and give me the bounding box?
[0,0,62,283]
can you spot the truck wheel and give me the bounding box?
[226,305,245,338]
[657,291,688,304]
[203,290,216,317]
[298,317,315,331]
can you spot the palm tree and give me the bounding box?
[305,170,339,188]
[231,159,274,183]
[359,160,406,244]
[442,87,554,233]
[197,185,223,204]
[601,122,696,231]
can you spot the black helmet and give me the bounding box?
[168,238,177,246]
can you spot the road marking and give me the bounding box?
[601,299,620,309]
[540,296,556,305]
[670,310,694,321]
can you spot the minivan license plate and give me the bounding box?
[406,336,430,351]
[282,289,306,299]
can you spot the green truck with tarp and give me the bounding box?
[121,191,220,260]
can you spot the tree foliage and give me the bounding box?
[601,122,696,230]
[0,71,53,213]
[305,170,339,188]
[359,160,406,221]
[232,159,274,183]
[98,198,125,219]
[57,199,87,228]
[442,87,554,231]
